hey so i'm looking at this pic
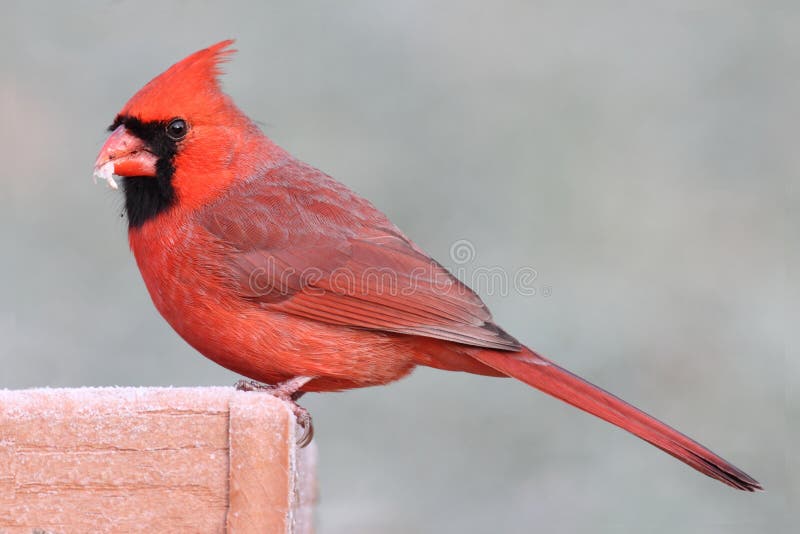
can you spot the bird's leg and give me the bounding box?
[235,376,316,447]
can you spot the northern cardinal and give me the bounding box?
[94,40,760,491]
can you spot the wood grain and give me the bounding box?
[0,387,316,533]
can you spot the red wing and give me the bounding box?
[200,161,520,351]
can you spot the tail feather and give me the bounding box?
[471,347,762,491]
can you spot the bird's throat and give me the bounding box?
[122,169,176,229]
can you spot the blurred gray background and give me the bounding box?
[3,1,796,532]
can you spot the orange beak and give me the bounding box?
[93,125,158,188]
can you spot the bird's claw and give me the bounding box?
[292,405,314,448]
[234,377,314,447]
[234,379,262,392]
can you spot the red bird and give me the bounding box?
[94,41,760,491]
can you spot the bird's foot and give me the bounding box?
[235,376,315,447]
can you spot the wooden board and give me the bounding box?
[0,388,317,533]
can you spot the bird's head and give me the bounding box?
[94,40,272,228]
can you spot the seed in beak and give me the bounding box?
[93,161,119,190]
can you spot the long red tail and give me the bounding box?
[471,346,761,491]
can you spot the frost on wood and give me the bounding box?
[0,387,317,533]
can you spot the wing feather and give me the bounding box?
[200,161,520,351]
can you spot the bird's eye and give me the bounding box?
[166,118,188,140]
